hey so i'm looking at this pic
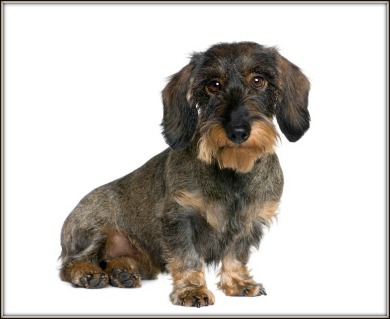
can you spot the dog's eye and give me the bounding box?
[251,76,267,89]
[207,80,222,93]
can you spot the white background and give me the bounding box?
[3,3,387,316]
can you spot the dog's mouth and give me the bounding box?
[197,120,279,173]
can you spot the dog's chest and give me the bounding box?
[202,186,262,233]
[170,154,283,260]
[185,169,264,232]
[187,186,265,263]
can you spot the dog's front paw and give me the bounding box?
[219,281,266,297]
[170,286,215,307]
[235,282,267,297]
[109,268,141,288]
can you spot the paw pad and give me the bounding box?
[79,272,107,289]
[171,287,215,307]
[109,268,141,288]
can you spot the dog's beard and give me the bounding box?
[198,119,279,173]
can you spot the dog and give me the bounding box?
[60,41,310,307]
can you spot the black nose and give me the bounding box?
[227,126,250,144]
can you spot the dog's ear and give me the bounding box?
[161,58,199,150]
[275,53,311,142]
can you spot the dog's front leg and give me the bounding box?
[162,210,215,307]
[218,253,267,297]
[169,264,215,307]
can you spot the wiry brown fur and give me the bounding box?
[218,256,266,297]
[169,264,215,307]
[198,119,279,173]
[60,41,310,307]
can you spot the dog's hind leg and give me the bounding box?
[101,257,142,288]
[100,228,161,288]
[60,184,162,289]
[60,261,108,288]
[60,227,160,288]
[60,230,109,288]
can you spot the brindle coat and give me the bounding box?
[60,42,310,307]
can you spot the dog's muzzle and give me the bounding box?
[226,122,251,144]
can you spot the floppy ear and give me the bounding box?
[275,53,311,142]
[161,61,198,150]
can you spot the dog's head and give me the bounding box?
[162,42,310,173]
